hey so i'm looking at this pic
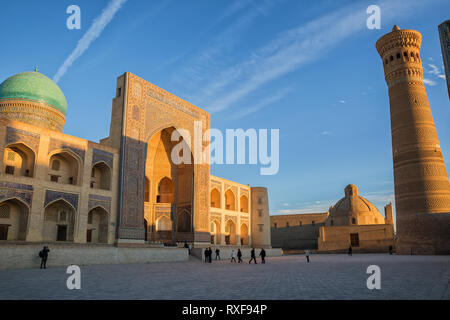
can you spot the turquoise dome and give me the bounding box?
[0,71,67,115]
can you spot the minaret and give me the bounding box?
[376,26,450,254]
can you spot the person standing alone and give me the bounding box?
[39,246,50,269]
[215,248,221,260]
[305,249,310,263]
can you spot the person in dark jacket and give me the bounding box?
[348,246,352,256]
[259,248,266,264]
[208,247,212,263]
[184,241,191,255]
[39,246,50,269]
[389,245,393,255]
[215,248,221,260]
[249,248,257,264]
[237,249,243,263]
[204,248,209,263]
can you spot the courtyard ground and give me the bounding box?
[0,254,449,300]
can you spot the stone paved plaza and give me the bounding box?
[1,254,449,300]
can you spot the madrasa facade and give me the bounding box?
[0,71,271,249]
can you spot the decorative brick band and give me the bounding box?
[0,100,65,132]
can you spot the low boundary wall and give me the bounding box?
[0,242,188,270]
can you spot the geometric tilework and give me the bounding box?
[48,138,85,162]
[44,190,79,211]
[0,182,33,207]
[92,148,113,169]
[88,194,111,212]
[5,126,40,152]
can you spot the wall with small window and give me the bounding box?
[48,151,81,185]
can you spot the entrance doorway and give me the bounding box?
[350,233,359,247]
[86,229,92,243]
[57,225,67,241]
[0,225,9,240]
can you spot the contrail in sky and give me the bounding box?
[53,0,127,83]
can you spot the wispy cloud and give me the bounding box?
[184,0,445,114]
[161,0,257,71]
[272,202,332,215]
[230,85,294,119]
[423,62,446,86]
[177,0,282,90]
[423,78,437,86]
[272,189,395,217]
[427,63,446,79]
[364,189,395,206]
[53,0,127,83]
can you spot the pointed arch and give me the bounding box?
[210,218,221,244]
[87,206,109,243]
[44,197,77,212]
[240,223,249,245]
[211,188,221,208]
[156,176,174,203]
[43,198,76,242]
[225,189,236,211]
[90,160,111,190]
[0,197,30,240]
[240,194,249,213]
[156,215,172,231]
[3,142,36,177]
[48,149,83,186]
[224,219,237,245]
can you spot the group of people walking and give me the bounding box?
[203,247,221,263]
[205,247,267,264]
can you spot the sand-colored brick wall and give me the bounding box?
[0,118,120,245]
[318,224,394,252]
[270,213,328,228]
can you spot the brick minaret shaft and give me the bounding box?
[376,26,450,246]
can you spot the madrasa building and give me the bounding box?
[0,70,272,253]
[270,184,395,253]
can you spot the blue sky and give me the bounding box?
[1,0,449,221]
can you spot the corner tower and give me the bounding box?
[250,187,271,248]
[376,26,450,254]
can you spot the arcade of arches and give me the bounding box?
[143,127,194,243]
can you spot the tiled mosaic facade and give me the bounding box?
[0,71,271,248]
